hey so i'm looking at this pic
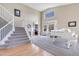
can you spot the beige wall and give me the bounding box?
[42,4,79,36]
[0,3,40,28]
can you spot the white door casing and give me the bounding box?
[44,20,57,32]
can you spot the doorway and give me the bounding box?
[34,24,38,35]
[49,24,54,32]
[44,20,57,32]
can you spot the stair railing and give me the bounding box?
[25,25,32,39]
[0,5,14,41]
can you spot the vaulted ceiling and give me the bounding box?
[24,3,71,11]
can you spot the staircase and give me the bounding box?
[0,17,7,28]
[0,5,31,48]
[0,27,30,48]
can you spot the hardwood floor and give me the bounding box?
[0,43,53,56]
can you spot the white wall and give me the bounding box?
[0,3,40,28]
[42,4,79,36]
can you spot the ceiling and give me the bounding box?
[24,3,71,11]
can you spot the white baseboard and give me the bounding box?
[0,28,15,45]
